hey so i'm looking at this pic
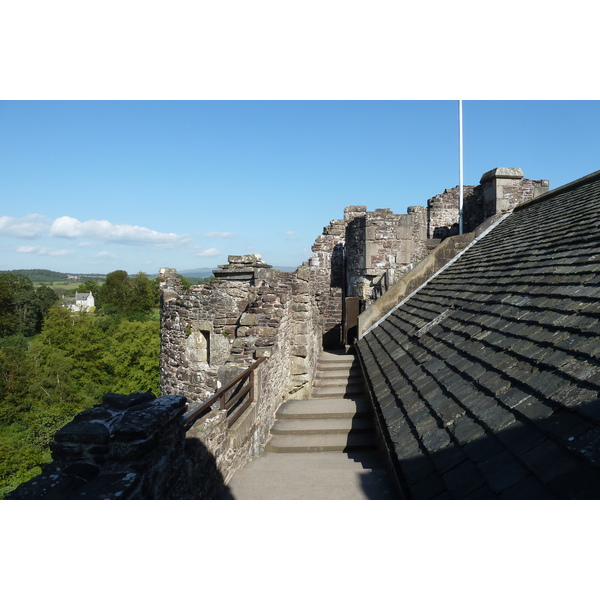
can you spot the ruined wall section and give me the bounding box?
[309,215,350,348]
[428,185,478,239]
[428,170,550,237]
[198,264,323,474]
[159,268,247,404]
[159,256,324,483]
[344,206,428,306]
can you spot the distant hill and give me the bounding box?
[178,265,298,278]
[0,269,106,284]
[275,266,298,273]
[178,268,215,278]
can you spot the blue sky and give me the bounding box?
[1,100,599,275]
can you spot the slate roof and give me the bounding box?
[356,169,600,499]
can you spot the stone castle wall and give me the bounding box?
[308,216,347,348]
[157,255,323,484]
[5,166,552,500]
[427,168,550,237]
[345,206,429,303]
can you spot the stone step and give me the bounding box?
[312,384,365,398]
[315,367,362,377]
[317,358,360,370]
[266,432,377,453]
[315,370,363,382]
[317,355,358,365]
[271,416,375,435]
[217,349,399,499]
[276,397,372,419]
[313,378,364,391]
[318,350,356,360]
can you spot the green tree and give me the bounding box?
[97,270,158,317]
[0,274,39,336]
[35,285,59,323]
[98,269,130,314]
[0,275,17,336]
[128,272,159,316]
[104,319,160,395]
[0,275,58,337]
[10,275,39,337]
[0,431,48,498]
[0,340,30,425]
[29,306,110,401]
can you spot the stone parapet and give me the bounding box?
[4,392,226,500]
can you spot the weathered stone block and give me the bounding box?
[104,391,156,411]
[294,334,309,346]
[239,312,257,326]
[290,356,309,375]
[292,303,310,312]
[291,345,309,357]
[50,442,84,460]
[55,421,110,445]
[293,321,310,334]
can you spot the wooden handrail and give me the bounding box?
[183,356,267,428]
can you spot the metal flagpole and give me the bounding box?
[459,100,464,235]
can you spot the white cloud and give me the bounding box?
[195,248,221,257]
[0,214,49,238]
[284,230,298,240]
[50,216,190,246]
[200,231,236,239]
[16,245,73,256]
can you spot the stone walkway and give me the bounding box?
[218,349,401,500]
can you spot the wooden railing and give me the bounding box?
[182,356,267,429]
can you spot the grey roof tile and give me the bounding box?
[442,460,488,498]
[477,450,532,494]
[462,434,505,463]
[409,472,449,499]
[500,476,557,500]
[400,452,437,485]
[449,416,487,446]
[357,169,600,499]
[429,443,468,474]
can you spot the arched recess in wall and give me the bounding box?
[185,327,211,365]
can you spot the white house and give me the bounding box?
[70,292,95,312]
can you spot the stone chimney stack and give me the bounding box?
[480,167,549,219]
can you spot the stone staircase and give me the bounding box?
[219,349,400,500]
[266,350,378,453]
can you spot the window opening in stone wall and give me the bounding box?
[186,328,211,365]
